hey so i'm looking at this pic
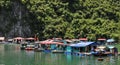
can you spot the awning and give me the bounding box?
[107,39,114,43]
[65,39,73,43]
[98,46,106,49]
[25,37,35,40]
[40,40,63,45]
[98,38,106,41]
[13,37,24,40]
[0,37,5,41]
[79,38,88,41]
[70,42,97,47]
[8,39,13,41]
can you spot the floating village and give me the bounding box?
[0,36,119,61]
[0,0,120,65]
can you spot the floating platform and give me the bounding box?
[93,52,112,57]
[52,50,64,53]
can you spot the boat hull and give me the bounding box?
[52,50,64,53]
[25,48,34,50]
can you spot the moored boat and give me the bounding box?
[20,43,27,50]
[25,44,35,50]
[92,52,112,57]
[34,48,44,52]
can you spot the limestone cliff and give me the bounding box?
[0,1,32,38]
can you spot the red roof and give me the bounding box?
[98,38,106,40]
[53,38,62,40]
[56,42,64,45]
[65,39,72,43]
[79,38,87,41]
[25,37,35,40]
[40,39,63,45]
[13,37,24,40]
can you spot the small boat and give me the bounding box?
[20,43,27,50]
[93,52,112,57]
[25,44,35,50]
[93,53,107,57]
[34,48,44,52]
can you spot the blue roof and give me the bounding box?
[107,39,114,42]
[70,42,97,47]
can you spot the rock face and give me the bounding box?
[0,1,32,38]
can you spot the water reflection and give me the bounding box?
[0,44,120,65]
[66,55,72,62]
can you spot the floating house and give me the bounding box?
[13,37,24,44]
[25,37,35,42]
[70,42,98,52]
[64,42,98,56]
[39,39,64,53]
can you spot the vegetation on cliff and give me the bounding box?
[0,0,120,41]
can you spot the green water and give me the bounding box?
[0,44,120,65]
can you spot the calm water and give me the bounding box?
[0,44,120,65]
